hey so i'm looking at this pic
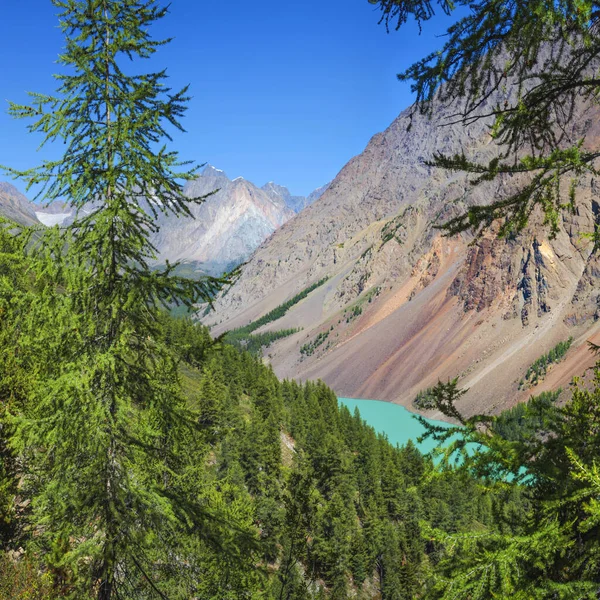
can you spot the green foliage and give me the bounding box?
[0,553,56,600]
[367,286,381,302]
[226,327,301,356]
[7,2,595,597]
[344,303,363,322]
[221,279,327,356]
[300,330,330,356]
[381,215,405,245]
[227,277,329,337]
[414,386,437,409]
[0,220,35,547]
[418,370,600,597]
[342,287,381,326]
[149,318,521,598]
[493,390,561,442]
[1,245,532,599]
[0,2,241,597]
[520,338,573,388]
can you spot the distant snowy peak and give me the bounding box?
[149,166,331,275]
[152,167,297,275]
[262,181,290,198]
[196,167,328,214]
[201,164,229,181]
[35,200,73,227]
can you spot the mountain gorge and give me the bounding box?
[205,93,600,417]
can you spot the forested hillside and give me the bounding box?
[0,222,527,597]
[4,220,600,598]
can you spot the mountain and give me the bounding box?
[0,168,326,276]
[204,90,600,418]
[261,181,330,213]
[150,166,324,275]
[306,182,330,205]
[261,182,306,213]
[0,182,40,226]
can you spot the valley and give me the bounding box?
[3,1,600,597]
[5,96,599,422]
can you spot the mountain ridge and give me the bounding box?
[150,166,295,275]
[0,167,328,278]
[0,182,40,226]
[204,89,600,417]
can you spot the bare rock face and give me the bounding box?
[0,182,40,226]
[204,83,600,417]
[150,166,298,275]
[449,233,555,323]
[261,181,331,214]
[205,91,505,319]
[306,182,331,206]
[149,166,329,275]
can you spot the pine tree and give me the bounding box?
[417,373,600,598]
[0,220,34,548]
[3,1,242,597]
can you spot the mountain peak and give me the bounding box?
[0,181,22,196]
[307,182,331,204]
[262,181,290,196]
[201,164,229,180]
[261,181,330,213]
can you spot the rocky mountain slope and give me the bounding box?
[262,181,330,213]
[0,182,40,226]
[150,166,325,275]
[0,184,74,227]
[1,168,324,277]
[204,93,600,417]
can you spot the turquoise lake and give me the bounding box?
[338,397,455,454]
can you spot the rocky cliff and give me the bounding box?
[262,181,330,213]
[204,92,600,417]
[150,166,326,275]
[0,182,40,226]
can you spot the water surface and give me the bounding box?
[339,397,455,455]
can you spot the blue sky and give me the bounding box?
[0,1,457,199]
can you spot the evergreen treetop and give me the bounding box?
[2,2,234,598]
